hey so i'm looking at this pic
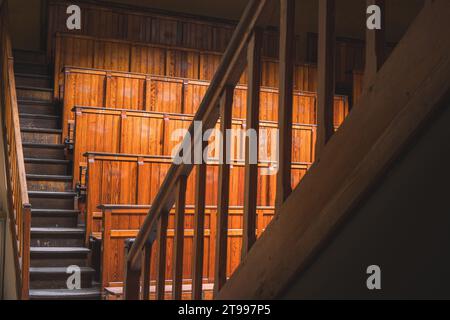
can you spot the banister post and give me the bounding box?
[192,154,207,300]
[123,238,141,300]
[214,86,234,297]
[172,175,188,300]
[364,0,386,90]
[242,28,262,257]
[315,0,336,158]
[276,0,295,211]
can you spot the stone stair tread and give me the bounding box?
[23,143,65,148]
[30,247,90,254]
[20,113,59,119]
[25,158,70,164]
[29,288,100,299]
[29,266,95,274]
[21,127,62,133]
[28,191,77,198]
[27,174,72,181]
[31,227,84,234]
[16,85,53,92]
[18,99,53,105]
[32,208,79,214]
[15,73,51,79]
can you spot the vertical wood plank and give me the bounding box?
[276,0,296,210]
[172,175,187,300]
[214,86,234,296]
[141,240,152,300]
[123,239,141,300]
[155,211,169,300]
[242,29,262,257]
[316,0,336,158]
[364,0,386,89]
[192,159,207,300]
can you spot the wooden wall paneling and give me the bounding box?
[72,108,121,187]
[161,115,192,156]
[130,45,166,75]
[93,39,131,71]
[294,64,318,92]
[199,53,222,82]
[292,93,316,125]
[151,17,180,46]
[146,77,184,113]
[127,13,153,43]
[166,49,200,79]
[261,60,279,88]
[181,21,213,51]
[183,80,208,114]
[107,75,146,110]
[62,69,106,139]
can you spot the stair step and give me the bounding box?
[16,86,53,102]
[27,174,72,181]
[29,288,100,300]
[13,50,47,64]
[15,73,51,87]
[27,174,72,192]
[30,247,90,268]
[28,191,76,210]
[31,227,84,235]
[21,127,62,144]
[29,267,95,290]
[14,62,50,75]
[23,143,65,159]
[25,158,70,175]
[20,113,59,129]
[31,227,84,247]
[31,209,79,228]
[29,191,76,198]
[18,99,56,115]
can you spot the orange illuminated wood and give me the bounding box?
[172,175,188,300]
[276,0,295,210]
[242,29,262,257]
[214,86,234,295]
[316,0,336,158]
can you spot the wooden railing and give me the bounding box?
[123,0,387,300]
[0,0,31,300]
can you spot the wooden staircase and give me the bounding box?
[14,52,100,300]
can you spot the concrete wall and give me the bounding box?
[281,104,450,300]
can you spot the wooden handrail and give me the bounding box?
[0,0,31,300]
[123,0,275,299]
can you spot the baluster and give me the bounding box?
[123,238,141,300]
[192,157,207,300]
[155,211,169,300]
[242,29,262,257]
[364,0,386,89]
[276,0,295,210]
[141,240,153,300]
[316,0,336,158]
[172,175,188,300]
[214,86,234,296]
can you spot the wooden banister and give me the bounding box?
[123,0,275,299]
[0,0,31,300]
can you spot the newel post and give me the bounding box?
[123,238,141,300]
